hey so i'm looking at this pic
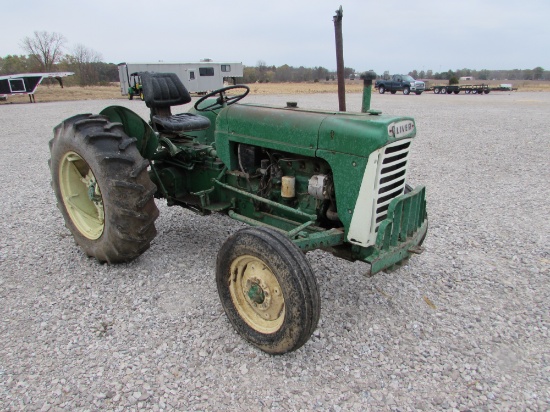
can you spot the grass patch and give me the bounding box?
[1,80,549,104]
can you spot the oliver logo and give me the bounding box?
[388,120,415,138]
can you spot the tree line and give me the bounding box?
[406,67,548,81]
[0,31,118,86]
[240,63,548,83]
[1,31,548,85]
[242,60,355,83]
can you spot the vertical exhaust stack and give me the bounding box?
[333,6,346,112]
[360,71,377,113]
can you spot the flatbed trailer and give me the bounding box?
[430,84,490,94]
[428,84,517,95]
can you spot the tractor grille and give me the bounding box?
[373,139,411,231]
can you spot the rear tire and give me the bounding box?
[216,227,320,354]
[434,88,440,94]
[49,114,159,263]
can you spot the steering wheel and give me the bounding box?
[194,85,250,112]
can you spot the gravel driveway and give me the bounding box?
[0,91,549,411]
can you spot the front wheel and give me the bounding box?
[378,86,385,94]
[403,87,410,95]
[49,114,159,263]
[216,227,320,354]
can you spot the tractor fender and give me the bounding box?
[99,105,158,159]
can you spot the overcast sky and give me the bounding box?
[2,0,548,74]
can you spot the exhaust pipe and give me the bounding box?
[333,6,346,112]
[360,71,377,113]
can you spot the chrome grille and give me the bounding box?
[373,139,411,231]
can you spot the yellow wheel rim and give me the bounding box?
[59,151,104,240]
[229,255,285,334]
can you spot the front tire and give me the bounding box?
[403,87,410,95]
[49,114,159,263]
[216,227,320,354]
[378,86,385,94]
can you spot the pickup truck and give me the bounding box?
[375,74,425,95]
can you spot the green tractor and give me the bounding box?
[49,72,427,354]
[127,72,143,100]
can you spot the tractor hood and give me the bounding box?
[215,103,415,166]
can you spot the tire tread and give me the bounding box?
[49,113,159,263]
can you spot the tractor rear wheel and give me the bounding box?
[49,114,159,263]
[216,227,320,354]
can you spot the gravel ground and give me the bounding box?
[0,91,549,411]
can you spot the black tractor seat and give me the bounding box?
[140,72,210,133]
[152,112,210,132]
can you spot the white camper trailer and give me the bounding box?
[118,62,244,96]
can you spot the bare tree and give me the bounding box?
[21,31,66,72]
[72,44,102,86]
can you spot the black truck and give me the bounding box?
[375,74,425,95]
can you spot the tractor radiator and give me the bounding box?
[347,138,412,248]
[373,139,411,231]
